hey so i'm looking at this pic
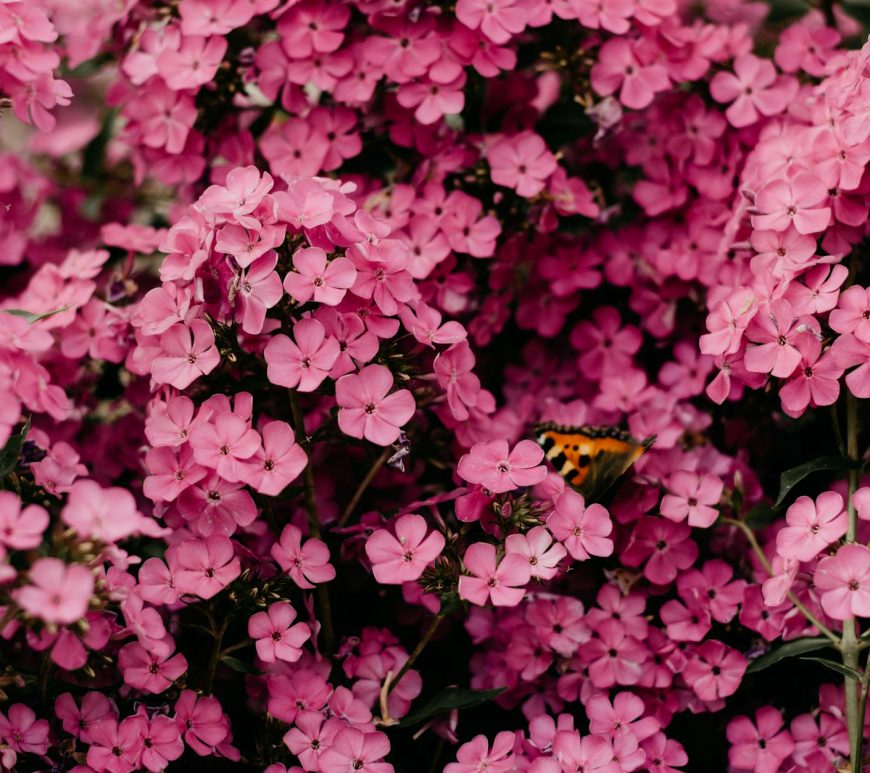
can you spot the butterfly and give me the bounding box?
[534,423,655,502]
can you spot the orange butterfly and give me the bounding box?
[534,423,655,502]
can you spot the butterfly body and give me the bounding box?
[534,423,655,502]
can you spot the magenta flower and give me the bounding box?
[776,491,847,562]
[0,491,47,550]
[264,318,340,392]
[458,542,531,607]
[189,413,261,483]
[444,731,516,773]
[284,247,357,306]
[271,524,336,589]
[118,641,188,694]
[174,691,230,756]
[778,336,842,418]
[621,517,698,586]
[546,489,614,561]
[246,420,307,496]
[660,471,723,529]
[157,34,228,90]
[751,174,832,235]
[590,38,669,110]
[86,718,143,773]
[830,285,870,342]
[318,727,391,773]
[170,535,241,600]
[488,132,557,198]
[504,525,567,580]
[814,544,870,620]
[236,252,283,335]
[15,558,93,626]
[455,0,526,44]
[151,320,220,389]
[0,705,49,756]
[683,640,747,701]
[744,299,804,378]
[248,601,311,663]
[710,54,793,127]
[727,707,795,773]
[138,714,185,772]
[365,513,445,584]
[335,364,416,446]
[457,439,546,494]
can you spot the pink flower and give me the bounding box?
[457,439,546,494]
[365,513,445,584]
[727,707,795,773]
[236,252,283,335]
[546,489,614,561]
[248,601,311,663]
[699,289,756,357]
[157,35,228,90]
[189,414,261,483]
[318,727,391,773]
[710,54,793,127]
[55,692,115,743]
[118,641,188,693]
[504,525,567,580]
[336,364,416,446]
[458,542,531,607]
[265,318,340,392]
[174,691,230,755]
[284,247,357,306]
[751,174,831,235]
[455,0,527,44]
[271,524,336,589]
[246,420,307,496]
[151,320,220,389]
[660,471,723,528]
[813,544,870,620]
[60,479,147,543]
[621,517,698,585]
[138,714,184,772]
[591,38,669,110]
[86,717,143,773]
[488,133,557,198]
[0,491,47,550]
[0,705,49,755]
[683,640,747,701]
[776,491,847,562]
[445,731,515,773]
[744,299,805,378]
[170,536,241,599]
[830,285,870,342]
[15,558,93,625]
[778,336,842,417]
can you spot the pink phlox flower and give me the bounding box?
[744,298,811,378]
[264,318,340,392]
[284,247,357,306]
[487,132,557,198]
[458,541,531,607]
[365,513,445,584]
[336,364,416,446]
[504,525,567,580]
[157,34,228,91]
[813,543,870,620]
[118,640,188,694]
[751,173,831,235]
[170,535,241,599]
[457,439,547,494]
[272,523,337,589]
[151,320,220,389]
[188,413,261,483]
[246,420,307,496]
[776,491,847,562]
[248,601,311,663]
[546,489,614,561]
[591,38,670,110]
[727,707,795,773]
[0,491,47,550]
[235,252,283,335]
[0,704,49,756]
[14,558,93,625]
[710,54,795,127]
[660,470,723,528]
[174,690,230,756]
[318,727,392,773]
[399,302,467,348]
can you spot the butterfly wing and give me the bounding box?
[534,424,654,502]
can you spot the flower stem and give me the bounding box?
[289,390,336,658]
[206,616,229,694]
[338,447,390,527]
[387,614,444,696]
[843,391,864,770]
[721,517,838,643]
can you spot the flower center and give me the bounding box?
[364,402,377,414]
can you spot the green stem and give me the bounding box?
[722,518,838,643]
[387,615,444,696]
[844,392,864,770]
[206,617,229,694]
[289,390,336,658]
[338,448,390,527]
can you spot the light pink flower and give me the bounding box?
[15,558,93,625]
[248,601,311,663]
[776,491,847,562]
[151,320,220,389]
[504,525,567,580]
[284,247,357,306]
[727,707,795,773]
[488,132,557,198]
[272,524,336,589]
[264,318,340,392]
[546,489,614,560]
[0,492,48,550]
[189,414,261,483]
[170,536,241,600]
[813,544,870,620]
[336,364,416,446]
[457,439,546,494]
[458,542,531,607]
[365,514,445,584]
[710,54,793,127]
[660,471,723,528]
[751,174,831,235]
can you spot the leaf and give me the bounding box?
[774,455,859,507]
[0,417,31,478]
[219,655,258,674]
[398,687,504,728]
[4,306,71,324]
[801,657,863,681]
[746,637,831,673]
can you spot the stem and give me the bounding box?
[844,392,864,770]
[820,0,836,28]
[206,616,229,694]
[722,518,838,642]
[338,448,390,527]
[387,615,444,696]
[289,390,335,657]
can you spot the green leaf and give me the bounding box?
[746,637,831,673]
[0,417,31,478]
[4,306,71,324]
[398,687,504,728]
[801,657,863,681]
[220,655,258,674]
[774,455,859,507]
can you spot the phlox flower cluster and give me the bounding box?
[4,0,870,771]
